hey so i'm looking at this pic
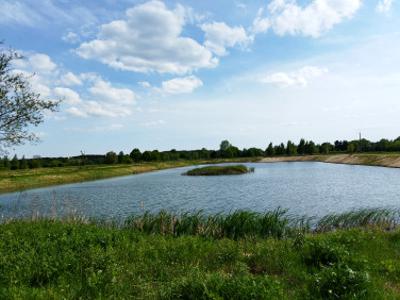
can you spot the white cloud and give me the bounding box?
[66,106,88,118]
[62,31,80,44]
[28,53,57,73]
[60,72,82,86]
[201,22,252,56]
[250,8,271,35]
[0,0,98,28]
[141,120,165,127]
[65,124,124,132]
[76,1,217,74]
[376,0,393,13]
[254,0,361,38]
[161,76,203,94]
[0,1,41,26]
[11,51,137,119]
[138,81,151,88]
[89,79,136,105]
[260,66,328,87]
[53,87,82,105]
[65,79,137,118]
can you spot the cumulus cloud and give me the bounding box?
[76,0,217,74]
[60,72,82,86]
[89,79,136,105]
[161,76,203,94]
[201,22,252,56]
[250,8,271,35]
[260,66,328,87]
[53,87,82,105]
[376,0,393,13]
[253,0,362,37]
[65,78,137,118]
[62,31,80,44]
[11,51,137,118]
[28,53,57,73]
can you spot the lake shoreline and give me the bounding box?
[0,158,259,194]
[2,153,400,194]
[260,153,400,169]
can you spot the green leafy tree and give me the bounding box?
[298,139,306,155]
[319,143,332,155]
[0,45,58,153]
[19,155,28,169]
[266,142,275,156]
[105,151,118,164]
[142,151,152,161]
[130,148,142,162]
[305,141,317,155]
[10,154,19,170]
[219,140,231,151]
[2,156,10,169]
[286,140,297,156]
[118,151,125,164]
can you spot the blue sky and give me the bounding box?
[1,0,399,157]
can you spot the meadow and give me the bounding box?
[0,209,399,299]
[0,158,258,194]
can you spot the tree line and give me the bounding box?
[2,137,400,170]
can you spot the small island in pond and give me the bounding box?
[184,165,254,176]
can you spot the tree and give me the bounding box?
[319,142,332,155]
[266,142,275,156]
[118,151,124,164]
[298,139,306,155]
[305,141,317,155]
[0,46,58,153]
[105,151,117,164]
[219,140,231,151]
[10,154,19,170]
[286,140,297,156]
[20,155,28,169]
[130,148,142,162]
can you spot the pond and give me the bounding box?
[1,162,400,220]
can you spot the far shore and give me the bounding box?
[260,153,400,168]
[1,153,400,194]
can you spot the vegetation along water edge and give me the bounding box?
[0,208,399,299]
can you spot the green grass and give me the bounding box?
[184,164,255,176]
[0,158,259,194]
[1,209,400,299]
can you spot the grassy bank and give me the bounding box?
[260,153,400,168]
[184,164,254,176]
[0,158,258,194]
[0,209,399,299]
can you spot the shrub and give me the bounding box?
[311,263,370,299]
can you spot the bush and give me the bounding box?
[302,240,347,268]
[311,263,370,299]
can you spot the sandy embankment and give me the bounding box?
[259,154,400,168]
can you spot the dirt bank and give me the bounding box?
[259,153,400,168]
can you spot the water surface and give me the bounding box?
[1,162,400,219]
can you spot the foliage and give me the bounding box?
[0,216,399,299]
[0,45,58,153]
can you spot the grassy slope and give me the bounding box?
[0,219,399,299]
[260,153,400,168]
[0,158,258,194]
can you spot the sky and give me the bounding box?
[0,0,399,157]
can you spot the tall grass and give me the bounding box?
[123,207,399,239]
[316,208,399,232]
